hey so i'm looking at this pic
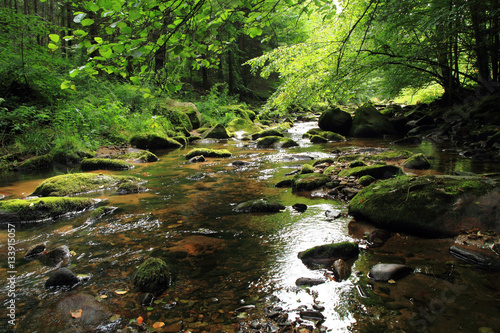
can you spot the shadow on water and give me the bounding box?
[0,122,499,332]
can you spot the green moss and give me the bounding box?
[18,154,53,172]
[81,158,133,171]
[130,134,183,149]
[133,257,171,294]
[304,128,346,142]
[350,160,367,168]
[371,150,413,161]
[300,164,314,174]
[32,173,144,197]
[52,149,94,165]
[312,157,335,166]
[234,199,285,213]
[324,166,338,176]
[166,109,193,132]
[292,173,331,191]
[337,154,364,162]
[185,148,232,159]
[203,123,231,139]
[298,241,359,260]
[0,197,94,223]
[256,136,298,148]
[402,153,431,170]
[117,181,146,194]
[338,164,402,179]
[310,135,328,143]
[359,175,376,186]
[119,151,159,163]
[226,118,261,134]
[252,128,284,140]
[88,206,116,220]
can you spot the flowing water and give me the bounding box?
[0,121,499,332]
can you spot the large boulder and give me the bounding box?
[256,136,298,148]
[368,263,413,282]
[402,153,431,170]
[292,173,331,191]
[164,98,201,129]
[298,241,359,266]
[185,148,231,159]
[318,107,352,136]
[226,118,261,135]
[130,134,183,149]
[252,128,284,140]
[203,123,231,139]
[81,158,133,171]
[350,103,395,137]
[348,175,499,237]
[303,128,346,142]
[338,164,402,179]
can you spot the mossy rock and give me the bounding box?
[298,241,359,264]
[18,154,53,172]
[226,118,261,134]
[304,128,346,142]
[300,164,314,174]
[349,160,367,168]
[318,107,353,136]
[313,157,335,166]
[117,181,146,194]
[32,173,144,197]
[88,206,117,221]
[133,257,171,295]
[185,148,232,160]
[252,128,284,140]
[120,151,159,163]
[338,164,402,179]
[81,158,133,171]
[403,153,431,170]
[292,174,331,191]
[348,175,498,237]
[166,109,193,132]
[130,134,183,149]
[164,98,201,128]
[203,123,231,139]
[323,166,338,176]
[52,149,95,165]
[256,136,298,148]
[234,199,285,213]
[371,150,413,161]
[310,135,328,143]
[0,197,95,224]
[337,154,364,162]
[350,103,395,137]
[359,175,376,186]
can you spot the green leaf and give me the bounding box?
[61,80,71,89]
[49,34,60,43]
[81,18,95,26]
[121,26,132,34]
[73,30,87,36]
[74,13,86,23]
[112,44,125,53]
[94,37,103,44]
[129,8,142,21]
[89,3,100,12]
[130,76,141,84]
[248,27,263,38]
[99,47,113,58]
[48,43,59,50]
[69,69,80,77]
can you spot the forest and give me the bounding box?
[1,0,499,170]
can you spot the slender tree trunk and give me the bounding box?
[227,50,234,94]
[470,0,491,82]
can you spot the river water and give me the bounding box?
[0,121,499,332]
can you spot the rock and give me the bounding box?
[368,263,413,282]
[252,128,284,140]
[402,153,431,170]
[310,135,328,143]
[358,175,376,186]
[116,181,146,194]
[298,241,359,266]
[312,157,335,166]
[80,157,133,171]
[338,164,402,179]
[391,136,422,145]
[45,268,80,289]
[485,132,500,148]
[303,128,346,142]
[88,206,117,221]
[203,123,231,139]
[256,136,299,148]
[185,148,232,159]
[167,235,226,256]
[227,118,261,135]
[17,154,53,172]
[300,164,314,174]
[350,103,395,137]
[189,155,206,163]
[349,160,367,168]
[367,229,391,247]
[0,197,95,224]
[332,259,351,282]
[292,174,331,191]
[325,209,341,218]
[44,245,71,264]
[133,257,171,295]
[299,310,325,321]
[318,107,352,136]
[31,173,144,197]
[292,203,308,212]
[24,243,46,259]
[235,199,285,213]
[348,175,498,237]
[275,179,293,188]
[295,277,326,286]
[130,134,183,149]
[449,246,500,271]
[120,150,159,163]
[232,160,250,166]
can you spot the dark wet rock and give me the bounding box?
[235,199,285,213]
[189,155,206,163]
[367,229,391,247]
[312,157,335,166]
[298,241,359,266]
[133,257,171,295]
[141,293,155,306]
[348,175,498,237]
[45,268,80,289]
[402,153,431,170]
[275,179,293,188]
[407,125,434,136]
[185,148,232,159]
[235,305,256,313]
[318,107,352,136]
[341,187,361,199]
[338,164,402,179]
[350,103,395,137]
[391,136,422,145]
[349,160,367,168]
[368,263,413,282]
[310,135,328,143]
[24,243,46,260]
[232,160,251,166]
[295,277,326,286]
[485,132,500,148]
[44,245,71,263]
[292,203,308,212]
[449,246,500,271]
[358,175,376,186]
[31,173,144,197]
[332,259,351,282]
[303,128,346,142]
[292,174,331,191]
[203,123,231,139]
[299,310,325,321]
[492,243,500,255]
[81,158,133,171]
[256,136,299,148]
[252,128,284,140]
[130,133,183,149]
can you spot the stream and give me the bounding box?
[0,121,499,332]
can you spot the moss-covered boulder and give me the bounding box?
[304,128,346,142]
[0,197,95,224]
[226,118,261,135]
[18,154,53,172]
[164,99,202,129]
[130,134,183,149]
[256,136,299,148]
[349,160,367,168]
[358,175,376,186]
[185,148,232,159]
[318,107,352,136]
[298,241,359,266]
[234,199,285,213]
[313,157,335,166]
[81,158,133,171]
[348,175,499,237]
[292,173,331,191]
[371,150,413,161]
[403,153,431,170]
[133,257,171,295]
[310,135,328,143]
[119,150,159,163]
[300,164,314,174]
[52,149,95,165]
[32,173,144,197]
[338,164,402,179]
[252,128,284,140]
[203,123,231,139]
[350,103,395,137]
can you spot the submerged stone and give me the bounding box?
[298,241,359,266]
[185,148,232,159]
[234,199,285,213]
[133,257,171,295]
[45,268,80,289]
[368,263,413,282]
[292,173,331,191]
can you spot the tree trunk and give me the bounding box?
[470,0,491,83]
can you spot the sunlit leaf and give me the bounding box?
[115,290,128,295]
[61,80,71,90]
[388,279,396,284]
[153,322,165,328]
[48,43,58,50]
[49,34,59,43]
[100,295,108,299]
[81,18,94,26]
[137,316,144,324]
[73,13,86,23]
[70,309,82,318]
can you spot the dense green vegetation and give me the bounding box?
[1,0,498,171]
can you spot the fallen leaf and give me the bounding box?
[70,250,77,256]
[109,314,121,322]
[115,290,128,295]
[70,309,82,318]
[388,279,396,284]
[153,322,165,328]
[359,198,364,204]
[100,295,108,299]
[137,316,144,325]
